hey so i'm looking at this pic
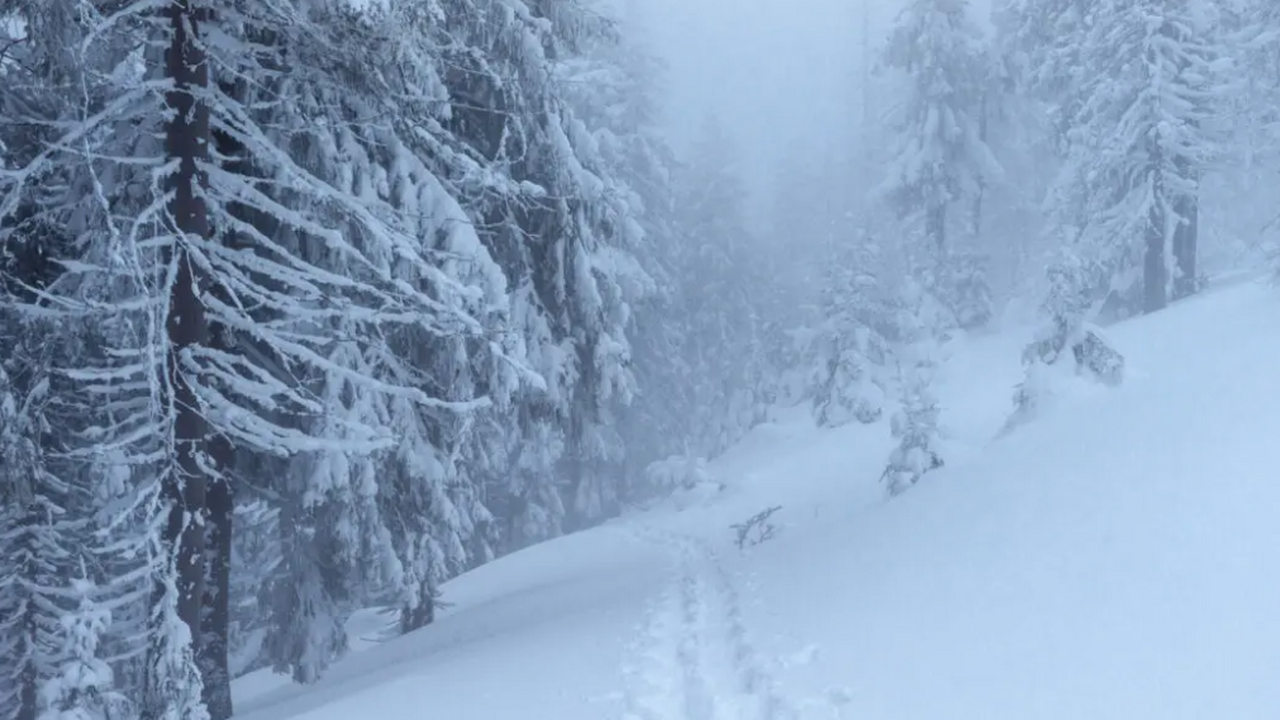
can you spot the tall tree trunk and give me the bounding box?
[197,66,254,720]
[14,541,37,720]
[200,442,234,720]
[972,92,988,239]
[1144,178,1168,314]
[926,203,946,255]
[1172,164,1198,301]
[399,579,436,634]
[162,0,211,694]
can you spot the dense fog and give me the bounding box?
[1,0,1277,719]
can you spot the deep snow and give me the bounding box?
[233,277,1280,720]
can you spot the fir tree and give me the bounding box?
[0,361,59,720]
[36,573,128,720]
[880,0,1001,327]
[436,0,649,537]
[1004,251,1124,433]
[881,281,946,497]
[674,115,774,456]
[810,230,890,428]
[555,0,694,501]
[3,0,517,704]
[1016,0,1229,313]
[226,499,277,678]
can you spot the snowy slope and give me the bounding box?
[233,279,1280,720]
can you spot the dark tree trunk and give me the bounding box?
[926,203,946,255]
[972,92,988,239]
[1143,210,1167,314]
[1142,39,1169,315]
[159,0,212,705]
[1144,151,1168,314]
[399,580,436,634]
[1171,51,1200,301]
[196,61,251,720]
[14,542,37,720]
[1172,169,1199,301]
[200,441,234,720]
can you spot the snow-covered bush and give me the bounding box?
[629,455,725,512]
[37,576,129,720]
[1004,256,1125,434]
[881,368,945,497]
[811,323,888,427]
[644,455,714,494]
[809,231,893,428]
[938,251,994,331]
[880,280,947,497]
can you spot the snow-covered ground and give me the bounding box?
[232,278,1280,720]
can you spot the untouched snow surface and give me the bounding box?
[233,279,1280,720]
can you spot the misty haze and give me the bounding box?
[1,0,1278,719]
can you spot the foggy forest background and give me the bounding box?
[0,0,1277,719]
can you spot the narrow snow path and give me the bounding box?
[622,526,799,720]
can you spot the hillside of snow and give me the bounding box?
[232,278,1280,720]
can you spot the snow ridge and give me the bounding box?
[623,527,797,720]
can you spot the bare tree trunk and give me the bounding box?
[161,0,212,707]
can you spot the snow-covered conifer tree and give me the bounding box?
[1219,1,1280,275]
[672,115,775,456]
[435,0,653,537]
[2,0,518,707]
[766,151,844,403]
[36,573,128,720]
[1017,0,1230,313]
[0,361,53,720]
[226,499,277,678]
[881,281,946,497]
[0,78,111,719]
[881,0,1001,327]
[554,0,695,500]
[1004,251,1124,433]
[551,57,647,529]
[810,230,891,428]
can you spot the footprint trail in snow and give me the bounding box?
[620,528,799,720]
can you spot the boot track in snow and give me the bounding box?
[621,527,797,720]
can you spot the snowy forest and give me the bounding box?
[1,0,1278,718]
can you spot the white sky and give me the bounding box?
[636,0,994,208]
[639,0,881,201]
